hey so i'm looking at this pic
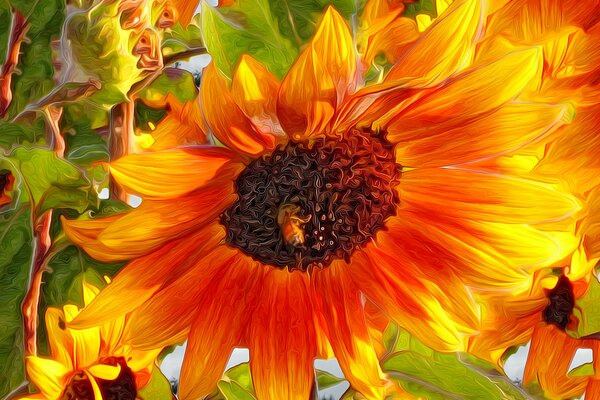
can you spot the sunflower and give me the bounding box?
[63,2,582,398]
[468,271,600,399]
[21,280,162,400]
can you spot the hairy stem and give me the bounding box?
[0,11,29,118]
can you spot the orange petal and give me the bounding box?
[362,17,419,69]
[523,325,590,399]
[400,168,580,276]
[278,6,358,140]
[384,47,543,129]
[393,101,573,167]
[201,62,280,156]
[69,224,224,329]
[248,269,317,400]
[231,55,284,137]
[63,183,236,262]
[109,147,243,199]
[386,0,487,86]
[123,239,240,351]
[313,265,385,400]
[178,254,263,399]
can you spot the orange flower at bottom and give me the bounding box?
[21,280,162,400]
[469,273,600,399]
[63,3,582,399]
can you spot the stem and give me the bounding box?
[21,211,52,356]
[109,101,133,202]
[0,11,29,118]
[163,47,207,65]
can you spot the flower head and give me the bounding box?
[63,2,581,399]
[21,280,162,400]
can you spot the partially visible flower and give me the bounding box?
[20,280,163,400]
[469,273,600,399]
[0,169,14,207]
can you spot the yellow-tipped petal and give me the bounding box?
[45,308,74,369]
[231,55,283,136]
[386,0,487,87]
[201,62,280,156]
[278,6,358,140]
[314,266,386,400]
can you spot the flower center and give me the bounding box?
[221,128,401,271]
[62,357,137,400]
[543,275,575,330]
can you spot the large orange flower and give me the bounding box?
[63,2,582,399]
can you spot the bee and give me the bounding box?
[277,204,311,247]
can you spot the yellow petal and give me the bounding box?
[388,47,543,127]
[386,0,487,87]
[109,147,242,199]
[26,356,69,399]
[278,6,357,140]
[88,363,121,381]
[71,326,101,369]
[45,308,74,369]
[84,370,104,400]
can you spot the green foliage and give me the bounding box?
[162,16,204,58]
[316,369,345,390]
[403,0,438,19]
[215,362,256,400]
[571,274,600,338]
[0,205,33,398]
[138,367,174,399]
[6,0,65,118]
[381,325,529,400]
[0,119,46,150]
[7,148,97,215]
[137,68,198,105]
[201,0,356,79]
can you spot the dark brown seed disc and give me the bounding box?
[221,128,401,271]
[543,275,575,330]
[61,357,137,400]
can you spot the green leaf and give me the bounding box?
[6,0,65,118]
[214,362,256,400]
[0,0,11,66]
[382,327,529,400]
[202,0,297,79]
[403,0,438,19]
[571,274,600,338]
[138,366,174,399]
[0,205,33,398]
[0,118,46,150]
[137,68,198,106]
[7,148,98,214]
[61,104,110,166]
[162,17,204,59]
[202,0,357,79]
[316,369,345,390]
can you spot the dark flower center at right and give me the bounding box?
[221,127,401,271]
[61,357,137,400]
[543,275,575,330]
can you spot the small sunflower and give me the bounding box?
[21,280,162,400]
[63,2,581,399]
